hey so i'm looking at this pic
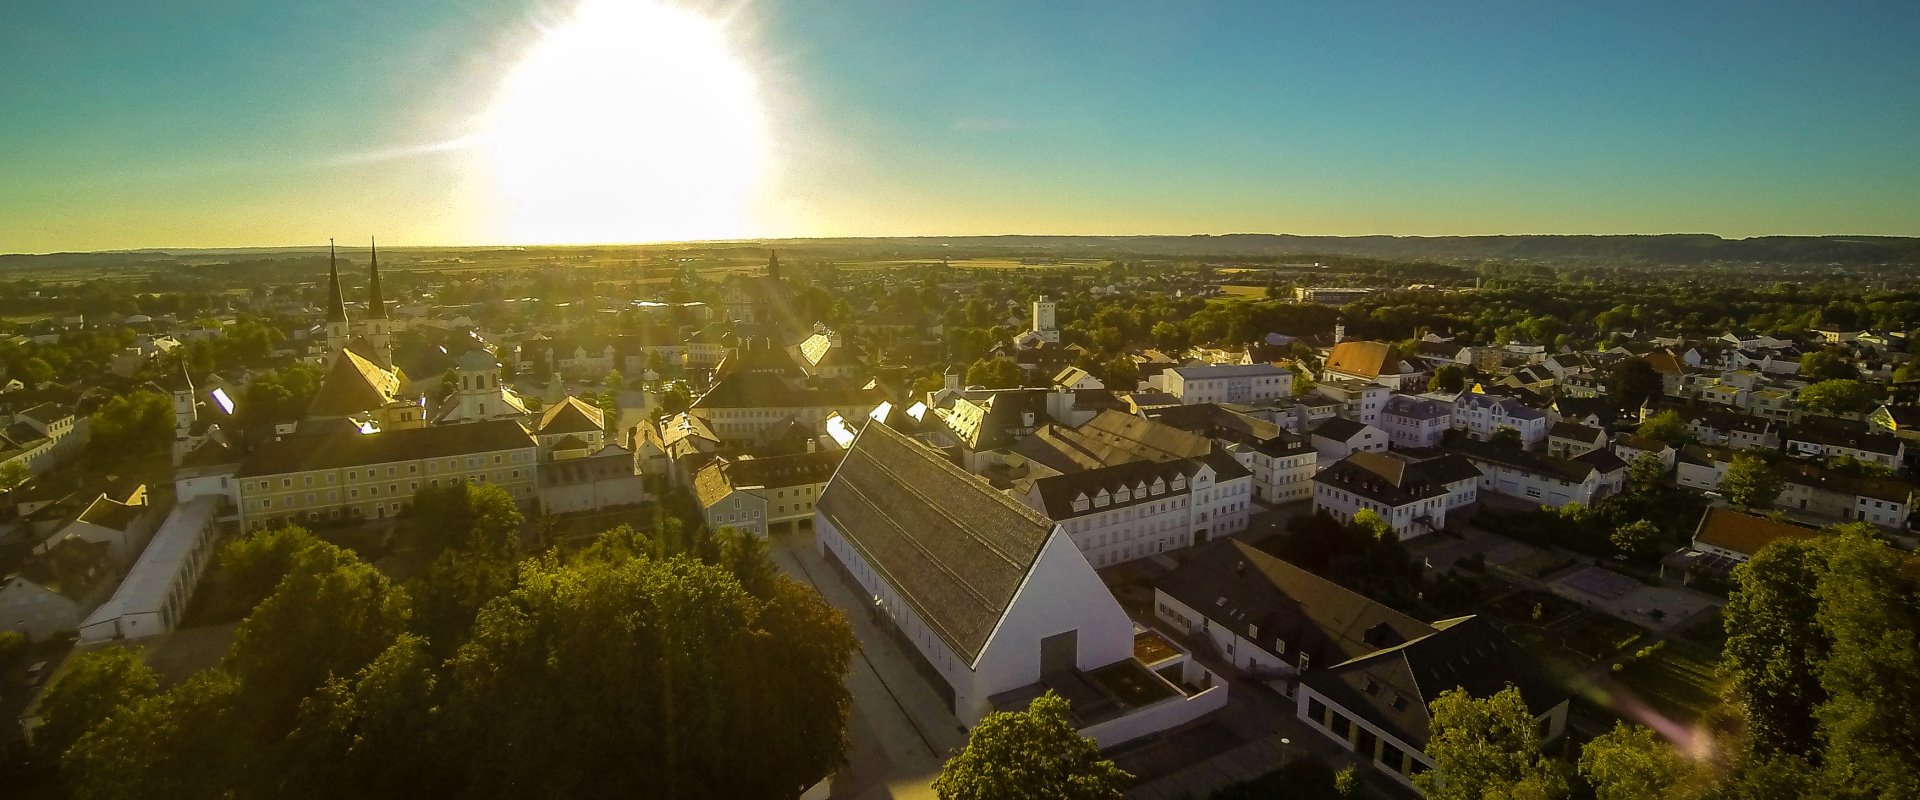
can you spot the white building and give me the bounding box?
[78,496,222,643]
[816,422,1225,742]
[1449,393,1549,449]
[693,450,842,537]
[1311,418,1388,462]
[1312,451,1467,539]
[1144,404,1319,507]
[1314,379,1391,425]
[1450,439,1628,509]
[1164,363,1294,405]
[1377,395,1451,449]
[1017,451,1254,567]
[1031,295,1060,344]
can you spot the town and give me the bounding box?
[2,237,1918,799]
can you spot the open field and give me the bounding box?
[838,257,1104,271]
[1212,284,1272,301]
[1610,642,1727,726]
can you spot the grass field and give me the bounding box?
[1611,643,1727,726]
[1213,284,1273,301]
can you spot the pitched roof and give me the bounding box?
[1549,421,1604,443]
[1325,341,1398,379]
[1313,453,1452,507]
[817,422,1058,665]
[1302,615,1564,748]
[238,418,535,477]
[307,348,400,418]
[537,396,605,436]
[1157,540,1433,667]
[1013,410,1214,470]
[74,495,144,532]
[1024,453,1242,518]
[1311,417,1372,443]
[1692,507,1820,557]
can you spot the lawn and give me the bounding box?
[1213,284,1273,301]
[1610,642,1727,726]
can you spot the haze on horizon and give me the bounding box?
[2,0,1916,254]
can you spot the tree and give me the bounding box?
[403,483,524,655]
[1628,453,1667,492]
[1577,722,1712,800]
[1635,410,1691,447]
[219,525,327,610]
[441,552,856,799]
[1429,363,1467,393]
[658,382,692,417]
[1490,425,1522,449]
[1611,519,1660,558]
[63,671,242,800]
[1720,453,1783,509]
[33,647,162,762]
[1796,350,1859,382]
[1609,358,1663,409]
[1415,686,1566,800]
[933,691,1130,800]
[1724,538,1829,759]
[1150,321,1188,355]
[965,357,1022,389]
[1804,525,1920,795]
[87,389,173,464]
[1796,379,1880,416]
[0,459,29,491]
[1103,355,1140,389]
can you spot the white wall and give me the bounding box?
[971,531,1136,723]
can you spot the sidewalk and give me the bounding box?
[769,528,967,799]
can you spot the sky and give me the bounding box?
[2,0,1917,252]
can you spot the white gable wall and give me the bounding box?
[970,530,1134,724]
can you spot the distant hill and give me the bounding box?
[5,233,1917,269]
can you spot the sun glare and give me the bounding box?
[487,0,767,244]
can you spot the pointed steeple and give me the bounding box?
[766,249,779,279]
[325,239,348,323]
[367,237,387,319]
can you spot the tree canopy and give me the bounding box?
[933,691,1130,800]
[1415,686,1565,800]
[1720,453,1783,509]
[1796,379,1880,416]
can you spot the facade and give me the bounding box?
[1030,295,1060,344]
[78,497,222,643]
[816,422,1225,739]
[234,419,539,531]
[1147,404,1319,507]
[1311,451,1463,538]
[1314,379,1391,425]
[1310,418,1388,462]
[1,538,114,642]
[1545,421,1607,459]
[1377,395,1450,449]
[693,450,842,537]
[538,443,646,514]
[1449,439,1627,508]
[1783,425,1904,469]
[1017,451,1254,567]
[1164,364,1294,405]
[1450,393,1548,448]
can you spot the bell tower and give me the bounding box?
[324,239,351,354]
[363,237,392,367]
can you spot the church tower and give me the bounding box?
[362,237,392,367]
[324,239,351,354]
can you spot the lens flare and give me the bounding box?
[486,0,767,244]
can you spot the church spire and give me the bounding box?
[367,236,387,319]
[325,238,348,323]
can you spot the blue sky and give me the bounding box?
[2,0,1916,251]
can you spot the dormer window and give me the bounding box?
[1172,476,1186,490]
[1115,486,1130,502]
[1072,494,1089,512]
[1151,478,1165,495]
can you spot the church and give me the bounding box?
[305,240,428,432]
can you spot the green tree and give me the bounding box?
[1577,722,1712,800]
[1628,453,1667,492]
[933,691,1130,800]
[1806,526,1920,796]
[0,459,29,491]
[1724,538,1829,759]
[1635,410,1691,447]
[1429,363,1468,393]
[1609,358,1663,409]
[403,483,524,655]
[1797,379,1880,416]
[441,552,856,799]
[33,647,162,762]
[1720,453,1783,509]
[281,633,443,798]
[1490,425,1523,449]
[219,525,327,610]
[1796,350,1859,382]
[1415,686,1566,800]
[966,357,1022,389]
[1611,519,1660,558]
[63,671,242,800]
[87,389,173,464]
[1103,355,1140,389]
[658,382,692,416]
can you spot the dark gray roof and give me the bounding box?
[1302,615,1565,748]
[1025,450,1247,518]
[1158,540,1432,668]
[1313,453,1452,507]
[238,418,536,477]
[817,422,1058,665]
[1311,417,1371,443]
[1785,423,1902,456]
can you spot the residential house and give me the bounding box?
[1322,341,1416,390]
[1164,363,1293,405]
[1449,439,1627,508]
[1450,393,1549,449]
[1016,450,1254,567]
[1377,395,1451,450]
[693,450,842,537]
[1311,418,1388,462]
[1311,451,1464,539]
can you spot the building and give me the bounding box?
[1030,295,1060,344]
[1450,393,1548,449]
[691,368,887,448]
[1310,418,1388,462]
[1,538,114,642]
[1449,438,1627,508]
[1679,507,1822,578]
[1154,540,1433,678]
[1016,451,1254,567]
[233,418,540,531]
[1146,404,1317,506]
[815,422,1226,741]
[1164,363,1294,405]
[693,450,842,537]
[1676,446,1914,529]
[1295,615,1568,791]
[1311,451,1462,538]
[1612,433,1677,474]
[1783,424,1904,469]
[538,442,645,514]
[1377,395,1451,449]
[1322,341,1415,389]
[78,496,222,642]
[1545,421,1607,459]
[1314,379,1392,425]
[433,348,531,425]
[1294,287,1374,305]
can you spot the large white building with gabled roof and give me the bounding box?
[815,422,1226,743]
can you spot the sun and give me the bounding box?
[486,0,767,245]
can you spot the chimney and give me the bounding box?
[1334,322,1347,343]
